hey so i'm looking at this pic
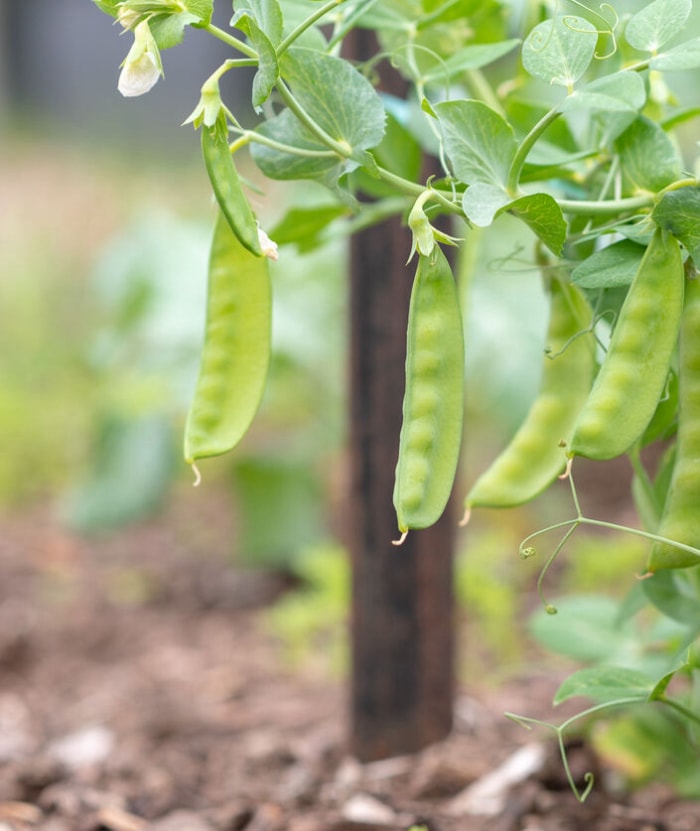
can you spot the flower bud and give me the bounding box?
[117,21,163,97]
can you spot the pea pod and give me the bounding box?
[465,273,594,511]
[184,210,271,469]
[202,114,262,257]
[648,272,700,572]
[393,245,464,539]
[569,228,684,460]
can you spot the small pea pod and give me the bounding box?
[648,271,700,572]
[465,273,594,511]
[393,245,464,540]
[202,114,262,257]
[569,228,684,460]
[184,210,271,470]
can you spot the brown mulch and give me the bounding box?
[0,490,698,831]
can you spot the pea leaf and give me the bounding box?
[521,15,597,88]
[462,183,510,226]
[236,0,284,46]
[92,0,120,15]
[625,0,692,53]
[642,568,700,626]
[651,37,700,70]
[421,39,521,85]
[562,71,646,114]
[150,12,201,48]
[434,99,515,186]
[652,186,700,265]
[507,192,566,255]
[572,239,646,289]
[231,10,279,109]
[269,204,350,252]
[615,116,682,193]
[554,667,654,706]
[281,47,386,154]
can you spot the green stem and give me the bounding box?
[275,80,351,158]
[374,166,461,213]
[506,105,562,194]
[277,0,346,56]
[658,695,700,729]
[230,130,339,159]
[464,68,506,117]
[557,194,653,216]
[204,23,258,59]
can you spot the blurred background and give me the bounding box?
[0,0,647,685]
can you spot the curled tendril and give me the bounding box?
[563,1,619,59]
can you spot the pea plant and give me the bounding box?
[95,0,700,797]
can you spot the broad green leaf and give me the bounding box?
[572,239,646,289]
[461,183,509,226]
[92,0,120,15]
[651,37,700,70]
[281,47,386,153]
[615,116,682,193]
[231,10,279,109]
[522,15,597,88]
[236,0,284,46]
[422,39,521,85]
[150,12,200,48]
[251,110,343,183]
[562,71,646,114]
[529,595,641,664]
[507,192,566,255]
[652,186,700,265]
[269,204,349,252]
[554,667,654,705]
[434,99,515,186]
[625,0,691,53]
[642,568,700,625]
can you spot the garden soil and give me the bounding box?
[0,487,699,831]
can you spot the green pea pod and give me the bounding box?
[184,210,271,470]
[569,228,684,461]
[465,273,595,511]
[648,273,700,572]
[393,245,465,540]
[202,115,262,257]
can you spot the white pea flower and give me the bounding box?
[257,225,278,261]
[116,5,141,29]
[118,21,163,98]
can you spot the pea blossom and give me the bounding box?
[118,21,163,97]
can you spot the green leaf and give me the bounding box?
[615,116,682,193]
[269,204,349,252]
[461,183,509,226]
[231,10,280,109]
[281,47,386,153]
[651,37,700,70]
[507,192,566,255]
[421,39,521,85]
[150,12,200,48]
[572,239,646,289]
[529,595,642,664]
[92,0,120,15]
[652,186,700,265]
[251,110,343,183]
[521,15,597,88]
[625,0,691,53]
[642,568,700,625]
[434,99,515,186]
[236,0,284,46]
[554,667,654,706]
[562,71,646,114]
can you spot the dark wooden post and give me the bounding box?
[348,215,456,761]
[346,28,456,759]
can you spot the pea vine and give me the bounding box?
[95,0,700,798]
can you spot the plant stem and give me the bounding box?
[277,0,346,57]
[659,695,700,729]
[204,23,258,59]
[557,194,653,216]
[506,105,562,194]
[275,80,351,157]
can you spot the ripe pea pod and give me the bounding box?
[184,210,271,473]
[202,114,262,257]
[647,271,700,572]
[568,228,684,460]
[464,272,594,511]
[393,245,464,541]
